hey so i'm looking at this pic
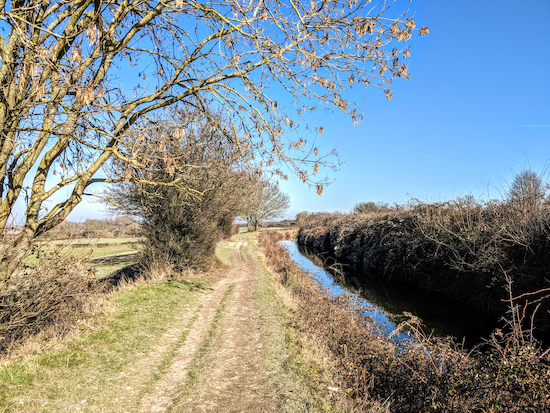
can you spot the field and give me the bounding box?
[92,253,140,278]
[47,238,141,245]
[19,238,142,278]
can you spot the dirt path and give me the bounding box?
[139,238,280,412]
[0,234,327,413]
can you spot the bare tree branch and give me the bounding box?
[0,0,427,282]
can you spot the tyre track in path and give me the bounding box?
[140,239,280,413]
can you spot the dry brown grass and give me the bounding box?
[258,231,550,412]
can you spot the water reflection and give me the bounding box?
[281,240,410,343]
[282,240,495,347]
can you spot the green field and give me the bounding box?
[47,237,143,245]
[92,253,139,278]
[19,238,142,278]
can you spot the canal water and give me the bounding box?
[282,240,495,346]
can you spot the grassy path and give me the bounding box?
[0,279,210,412]
[0,233,329,412]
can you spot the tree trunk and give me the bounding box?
[0,232,32,288]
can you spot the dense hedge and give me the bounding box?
[261,231,550,412]
[297,201,550,341]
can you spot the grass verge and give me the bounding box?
[247,232,335,412]
[0,277,211,412]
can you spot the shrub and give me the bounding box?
[0,245,97,354]
[140,208,218,270]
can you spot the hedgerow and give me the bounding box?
[297,199,550,341]
[259,231,550,412]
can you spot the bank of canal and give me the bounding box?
[282,240,496,347]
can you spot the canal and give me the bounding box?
[282,240,496,346]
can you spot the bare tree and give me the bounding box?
[244,180,290,231]
[508,170,547,209]
[0,0,427,283]
[107,105,250,268]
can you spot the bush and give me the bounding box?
[0,246,97,354]
[140,208,218,270]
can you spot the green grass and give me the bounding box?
[21,240,140,269]
[93,253,139,278]
[0,278,211,412]
[239,243,246,262]
[215,239,235,264]
[89,247,136,258]
[47,237,142,245]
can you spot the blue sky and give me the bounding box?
[64,0,550,221]
[276,0,550,218]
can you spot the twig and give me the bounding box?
[501,287,550,302]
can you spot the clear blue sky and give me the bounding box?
[67,0,550,221]
[276,0,550,218]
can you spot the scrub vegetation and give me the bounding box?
[298,171,550,343]
[260,230,550,412]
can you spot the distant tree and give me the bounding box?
[352,201,391,214]
[243,181,290,232]
[296,211,311,227]
[459,194,477,207]
[81,219,107,238]
[115,216,135,227]
[508,170,547,209]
